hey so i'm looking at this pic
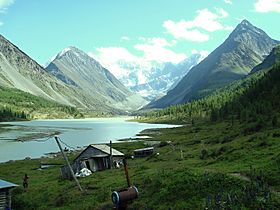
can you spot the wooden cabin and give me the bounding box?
[134,147,154,157]
[61,144,124,179]
[0,179,18,210]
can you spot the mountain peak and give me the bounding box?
[58,47,72,56]
[147,19,279,109]
[57,46,81,57]
[232,19,264,36]
[240,19,252,26]
[51,46,89,63]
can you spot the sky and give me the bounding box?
[0,0,280,77]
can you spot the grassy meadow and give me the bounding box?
[0,118,279,209]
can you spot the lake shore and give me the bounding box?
[0,118,177,163]
[1,119,280,209]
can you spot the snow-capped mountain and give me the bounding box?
[100,52,208,101]
[46,47,147,111]
[147,20,280,109]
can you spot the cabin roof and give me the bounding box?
[134,147,154,152]
[89,144,124,156]
[74,144,124,162]
[0,179,18,190]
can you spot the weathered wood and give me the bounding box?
[55,136,83,192]
[123,159,131,187]
[110,141,113,169]
[0,190,10,209]
[60,144,124,179]
[60,164,75,180]
[134,147,154,157]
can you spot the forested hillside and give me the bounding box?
[146,20,279,109]
[141,62,280,126]
[0,87,83,121]
[0,106,27,122]
[213,63,280,123]
[141,69,265,123]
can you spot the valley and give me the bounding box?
[0,2,279,208]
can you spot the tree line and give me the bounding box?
[142,63,280,128]
[0,106,27,122]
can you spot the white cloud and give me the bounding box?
[89,47,153,85]
[89,47,140,78]
[224,0,232,4]
[89,37,187,84]
[121,36,129,41]
[191,49,210,58]
[163,20,209,42]
[146,37,175,47]
[138,37,146,42]
[0,0,14,12]
[93,37,185,69]
[134,42,186,64]
[134,37,186,64]
[216,8,229,18]
[163,8,231,42]
[93,47,138,64]
[254,0,280,13]
[193,8,227,31]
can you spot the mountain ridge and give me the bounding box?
[251,45,280,73]
[46,47,147,111]
[0,35,146,113]
[112,52,207,101]
[146,19,280,109]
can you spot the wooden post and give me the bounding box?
[110,141,113,169]
[7,190,11,210]
[123,159,131,187]
[54,136,83,192]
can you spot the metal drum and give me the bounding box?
[112,186,139,205]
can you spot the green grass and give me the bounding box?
[0,86,84,120]
[1,119,280,209]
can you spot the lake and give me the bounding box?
[0,117,176,163]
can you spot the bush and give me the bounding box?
[159,141,168,147]
[243,121,263,135]
[200,149,209,160]
[272,116,278,127]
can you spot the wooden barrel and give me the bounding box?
[112,186,139,205]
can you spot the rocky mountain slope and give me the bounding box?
[113,52,207,101]
[0,35,146,113]
[146,20,279,109]
[0,35,83,107]
[46,47,147,111]
[251,45,280,73]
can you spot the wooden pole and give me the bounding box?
[54,136,83,192]
[123,159,131,187]
[110,140,113,169]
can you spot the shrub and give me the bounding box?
[200,149,209,160]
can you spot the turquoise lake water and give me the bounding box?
[0,117,176,162]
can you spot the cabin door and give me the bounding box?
[85,161,91,170]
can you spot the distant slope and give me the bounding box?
[251,45,280,73]
[141,46,280,124]
[46,47,147,111]
[141,69,265,123]
[147,20,279,109]
[124,52,207,101]
[0,35,83,107]
[0,35,146,113]
[0,86,82,120]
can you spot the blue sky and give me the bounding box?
[0,0,280,76]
